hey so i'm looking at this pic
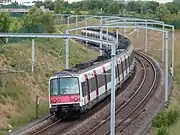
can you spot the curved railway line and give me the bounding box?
[83,51,158,135]
[8,25,164,135]
[10,50,161,135]
[23,50,160,135]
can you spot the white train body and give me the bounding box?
[48,29,135,118]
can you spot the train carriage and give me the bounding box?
[48,29,135,118]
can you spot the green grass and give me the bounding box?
[0,38,98,134]
[9,101,49,129]
[169,117,180,135]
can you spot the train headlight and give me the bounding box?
[74,97,78,102]
[53,99,57,103]
[70,98,73,102]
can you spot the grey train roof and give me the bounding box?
[54,28,131,77]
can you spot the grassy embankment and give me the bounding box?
[0,20,159,134]
[0,37,98,135]
[128,29,180,135]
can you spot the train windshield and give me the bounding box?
[50,79,59,96]
[50,77,80,96]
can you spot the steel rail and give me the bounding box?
[84,53,147,135]
[32,119,63,135]
[104,52,157,135]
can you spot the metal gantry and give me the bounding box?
[65,15,172,134]
[66,14,175,78]
[66,16,174,78]
[32,39,35,72]
[0,14,174,135]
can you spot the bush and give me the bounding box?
[153,109,179,128]
[167,109,179,126]
[156,127,169,135]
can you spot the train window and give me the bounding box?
[129,54,132,65]
[97,34,100,39]
[128,57,130,68]
[117,63,120,81]
[118,62,122,74]
[125,58,128,73]
[95,73,98,93]
[131,53,134,64]
[59,77,80,95]
[123,60,126,73]
[122,60,125,74]
[115,66,118,78]
[81,82,86,97]
[97,74,105,88]
[85,77,90,101]
[50,78,59,96]
[89,77,97,92]
[129,53,132,64]
[106,69,111,83]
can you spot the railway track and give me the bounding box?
[11,51,159,135]
[28,60,138,135]
[83,51,158,135]
[32,51,157,135]
[9,115,57,135]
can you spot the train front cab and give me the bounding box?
[48,76,81,118]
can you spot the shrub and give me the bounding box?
[153,109,179,128]
[167,109,179,126]
[156,127,169,135]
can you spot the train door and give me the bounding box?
[128,56,130,71]
[102,66,107,93]
[120,57,124,81]
[124,55,128,75]
[84,74,90,103]
[116,60,120,83]
[93,70,99,98]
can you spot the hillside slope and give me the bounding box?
[0,38,98,134]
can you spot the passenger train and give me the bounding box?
[48,28,135,118]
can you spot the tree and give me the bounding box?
[35,1,44,8]
[156,4,170,21]
[0,12,11,32]
[22,7,54,33]
[173,0,180,8]
[127,1,143,14]
[44,0,54,10]
[71,1,83,11]
[165,2,179,14]
[64,8,71,14]
[0,12,11,44]
[9,18,21,32]
[54,0,66,13]
[74,9,82,15]
[107,1,120,14]
[143,1,159,14]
